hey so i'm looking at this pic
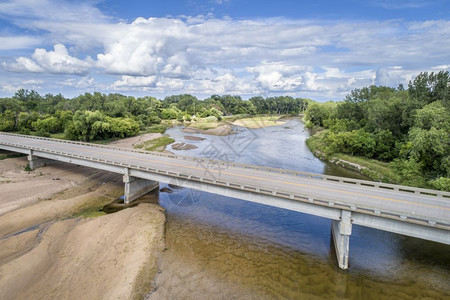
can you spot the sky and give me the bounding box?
[0,0,449,101]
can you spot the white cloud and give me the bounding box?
[247,62,308,92]
[113,76,157,88]
[3,44,91,74]
[0,0,108,24]
[75,76,95,89]
[0,0,449,99]
[0,36,41,50]
[1,83,19,93]
[3,57,44,72]
[374,67,408,86]
[22,79,43,85]
[370,0,435,9]
[431,65,450,70]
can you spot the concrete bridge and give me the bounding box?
[1,132,449,269]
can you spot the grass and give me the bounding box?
[305,130,400,184]
[134,136,175,152]
[188,121,221,130]
[24,163,32,172]
[73,207,107,218]
[305,131,327,154]
[231,115,285,128]
[187,116,223,130]
[49,132,67,140]
[187,114,288,131]
[333,153,399,183]
[0,153,26,160]
[145,124,168,133]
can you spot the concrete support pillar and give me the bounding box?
[123,168,159,204]
[331,210,352,270]
[27,150,54,170]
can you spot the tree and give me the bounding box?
[0,110,16,131]
[305,102,336,127]
[413,101,449,131]
[13,89,42,112]
[408,127,449,177]
[373,130,397,161]
[107,117,140,138]
[161,106,181,120]
[32,116,61,134]
[65,111,110,141]
[408,71,450,105]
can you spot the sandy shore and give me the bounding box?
[0,157,97,217]
[231,116,287,129]
[108,133,163,148]
[182,124,233,136]
[0,135,167,299]
[0,204,165,299]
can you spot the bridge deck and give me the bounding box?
[1,133,449,227]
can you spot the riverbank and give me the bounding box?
[0,156,166,298]
[306,129,400,184]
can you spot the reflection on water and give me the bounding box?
[147,119,450,299]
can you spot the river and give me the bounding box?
[145,119,450,299]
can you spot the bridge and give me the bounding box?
[0,132,449,269]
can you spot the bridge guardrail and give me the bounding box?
[1,131,449,199]
[1,139,449,230]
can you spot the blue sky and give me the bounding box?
[0,0,449,101]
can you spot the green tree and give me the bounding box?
[0,110,16,131]
[65,111,111,141]
[161,106,181,120]
[305,102,336,127]
[32,116,61,134]
[413,101,449,131]
[408,127,449,177]
[106,117,140,138]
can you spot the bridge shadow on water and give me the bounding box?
[158,183,450,273]
[98,180,450,297]
[147,183,450,298]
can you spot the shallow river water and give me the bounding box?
[146,119,449,299]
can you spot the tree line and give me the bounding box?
[304,71,450,191]
[0,91,308,141]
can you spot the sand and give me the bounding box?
[0,157,97,216]
[232,116,287,129]
[182,124,233,136]
[171,142,198,151]
[0,204,165,300]
[0,134,167,299]
[108,133,163,149]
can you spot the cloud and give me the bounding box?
[0,0,449,99]
[247,62,309,92]
[22,79,43,85]
[370,0,435,9]
[374,66,415,86]
[0,0,108,24]
[113,76,157,88]
[1,83,19,93]
[3,57,44,73]
[3,44,92,74]
[431,65,450,70]
[0,36,41,50]
[96,18,192,77]
[214,0,230,4]
[59,76,96,89]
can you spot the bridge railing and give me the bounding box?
[1,131,449,199]
[1,137,449,229]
